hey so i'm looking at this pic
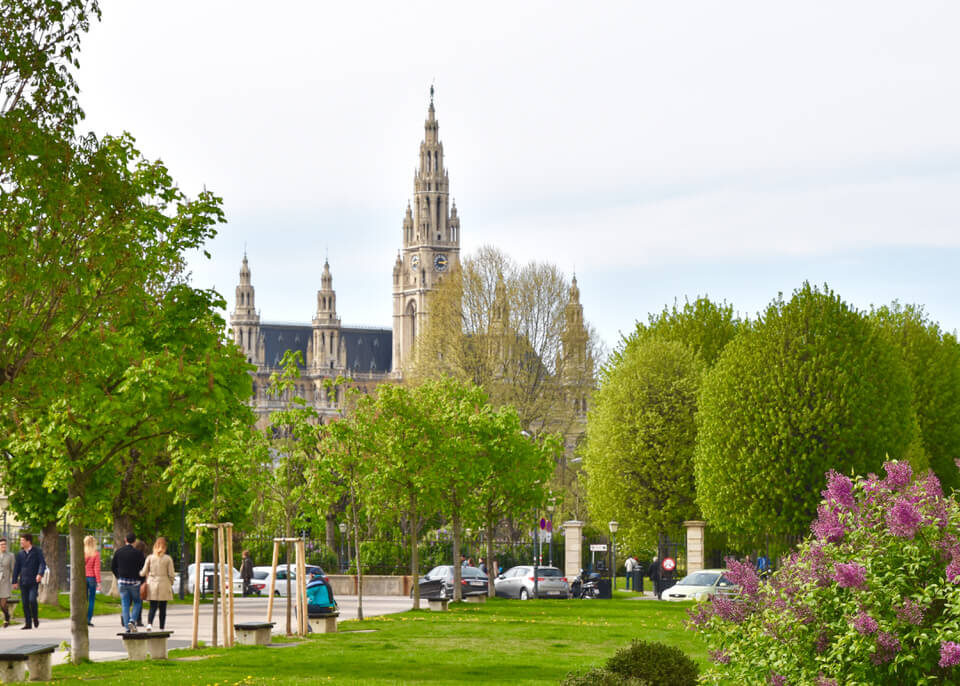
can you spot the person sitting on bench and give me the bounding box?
[306,571,337,617]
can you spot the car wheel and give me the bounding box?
[519,588,530,600]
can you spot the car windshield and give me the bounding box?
[538,568,562,577]
[677,572,721,586]
[253,571,268,579]
[461,567,486,578]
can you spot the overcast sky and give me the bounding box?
[77,1,960,349]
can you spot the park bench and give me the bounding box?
[0,642,57,683]
[465,594,487,604]
[234,621,275,645]
[307,608,340,634]
[117,630,173,660]
[427,598,449,612]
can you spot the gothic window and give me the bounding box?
[239,329,243,346]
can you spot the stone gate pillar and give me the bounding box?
[684,520,706,573]
[562,521,584,580]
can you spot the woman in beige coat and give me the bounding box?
[140,537,175,631]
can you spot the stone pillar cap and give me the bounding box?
[561,520,585,528]
[683,520,707,527]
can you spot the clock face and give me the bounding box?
[434,254,449,272]
[410,254,420,270]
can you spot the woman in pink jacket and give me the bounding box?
[83,536,101,626]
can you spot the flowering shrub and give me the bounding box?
[691,461,960,684]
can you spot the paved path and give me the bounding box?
[2,595,416,666]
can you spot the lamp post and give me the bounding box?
[338,522,347,572]
[546,502,555,567]
[609,521,619,593]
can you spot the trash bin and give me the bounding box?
[597,578,612,599]
[633,569,643,593]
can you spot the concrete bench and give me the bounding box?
[0,642,57,683]
[117,631,173,660]
[307,610,339,634]
[428,598,449,612]
[465,594,487,604]
[234,621,275,645]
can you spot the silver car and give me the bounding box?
[494,565,571,599]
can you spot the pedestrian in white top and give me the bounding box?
[624,555,637,590]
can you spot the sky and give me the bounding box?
[76,1,960,350]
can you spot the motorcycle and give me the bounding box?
[571,569,602,599]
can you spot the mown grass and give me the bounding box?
[51,597,706,685]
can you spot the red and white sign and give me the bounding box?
[662,557,676,572]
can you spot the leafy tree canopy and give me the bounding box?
[695,283,916,539]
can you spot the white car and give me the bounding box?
[173,563,244,596]
[660,569,737,601]
[252,565,300,597]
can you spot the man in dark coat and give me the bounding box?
[240,550,254,596]
[12,532,46,629]
[647,556,661,600]
[111,532,145,632]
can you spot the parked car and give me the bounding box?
[414,565,488,599]
[659,569,737,601]
[172,563,245,596]
[253,564,304,597]
[494,565,571,599]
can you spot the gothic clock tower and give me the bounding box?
[392,88,461,373]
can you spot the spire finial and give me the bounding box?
[430,83,434,106]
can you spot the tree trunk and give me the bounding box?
[452,510,462,602]
[211,527,219,648]
[110,512,134,598]
[351,488,363,621]
[38,520,61,606]
[68,521,89,662]
[325,513,336,551]
[486,512,496,597]
[410,511,420,609]
[284,521,292,635]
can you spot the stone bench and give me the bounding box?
[234,621,275,645]
[0,642,57,683]
[465,594,487,604]
[117,631,173,660]
[427,598,449,612]
[307,610,339,634]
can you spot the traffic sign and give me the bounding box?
[540,518,546,530]
[662,557,676,572]
[589,544,608,552]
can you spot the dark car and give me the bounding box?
[415,565,488,599]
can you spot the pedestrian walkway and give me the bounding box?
[1,595,413,666]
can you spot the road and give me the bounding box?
[5,595,417,666]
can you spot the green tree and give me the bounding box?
[695,283,916,538]
[583,339,705,551]
[870,303,960,491]
[613,296,741,370]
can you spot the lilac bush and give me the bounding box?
[691,461,960,684]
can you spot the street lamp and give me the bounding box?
[546,501,555,567]
[609,521,619,593]
[338,522,347,572]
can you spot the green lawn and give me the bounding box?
[52,597,706,685]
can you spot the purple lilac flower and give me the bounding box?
[815,675,838,686]
[811,505,845,543]
[687,602,713,628]
[709,649,730,664]
[887,499,923,538]
[947,555,960,584]
[922,471,944,498]
[834,562,867,589]
[895,598,924,625]
[871,631,901,665]
[768,673,787,686]
[940,641,960,668]
[724,556,760,596]
[814,632,830,653]
[853,611,878,635]
[712,594,749,624]
[823,470,856,509]
[883,461,912,490]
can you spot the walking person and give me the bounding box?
[133,539,147,626]
[0,537,15,627]
[647,555,661,600]
[111,533,145,632]
[240,550,254,597]
[624,555,637,591]
[83,535,101,627]
[11,532,45,629]
[140,537,175,631]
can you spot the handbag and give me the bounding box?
[140,582,149,601]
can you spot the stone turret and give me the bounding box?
[231,254,261,365]
[311,259,342,372]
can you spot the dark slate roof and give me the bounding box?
[261,324,311,368]
[343,327,392,374]
[259,323,392,374]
